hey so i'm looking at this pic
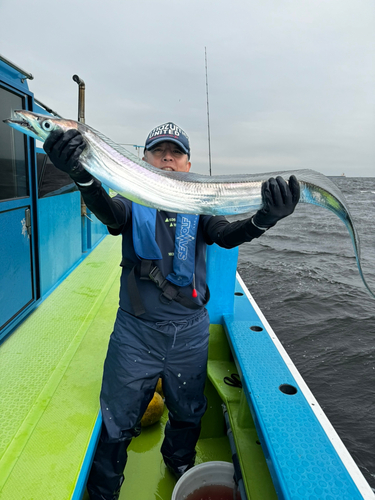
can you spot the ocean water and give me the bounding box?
[236,177,375,489]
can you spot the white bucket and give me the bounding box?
[171,461,235,500]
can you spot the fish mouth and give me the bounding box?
[3,110,42,140]
[4,110,32,129]
[3,118,34,133]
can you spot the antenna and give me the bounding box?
[205,47,212,176]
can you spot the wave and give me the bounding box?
[241,241,360,260]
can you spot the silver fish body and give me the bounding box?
[4,110,374,299]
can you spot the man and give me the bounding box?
[44,122,300,500]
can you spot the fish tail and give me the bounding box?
[301,182,375,299]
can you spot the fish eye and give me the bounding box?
[42,120,53,131]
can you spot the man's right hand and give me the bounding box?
[44,130,92,183]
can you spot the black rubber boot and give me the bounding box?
[86,438,130,500]
[164,460,195,481]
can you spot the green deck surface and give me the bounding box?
[0,235,274,500]
[0,236,122,500]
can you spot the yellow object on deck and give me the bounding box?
[155,377,164,397]
[141,392,165,427]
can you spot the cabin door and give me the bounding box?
[0,84,36,339]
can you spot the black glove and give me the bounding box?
[253,175,300,229]
[43,129,93,184]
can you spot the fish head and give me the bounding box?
[3,110,78,142]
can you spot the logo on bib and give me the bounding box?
[176,217,195,260]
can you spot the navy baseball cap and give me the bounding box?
[145,122,190,158]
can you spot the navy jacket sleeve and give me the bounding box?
[75,179,129,233]
[201,215,265,249]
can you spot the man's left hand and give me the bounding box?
[252,175,300,229]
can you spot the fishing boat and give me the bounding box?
[0,54,374,500]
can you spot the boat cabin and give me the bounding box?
[0,55,107,343]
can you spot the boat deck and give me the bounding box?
[0,236,259,500]
[1,235,373,500]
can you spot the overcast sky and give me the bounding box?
[1,0,374,176]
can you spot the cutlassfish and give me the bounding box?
[4,110,374,299]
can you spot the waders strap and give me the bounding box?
[121,259,210,316]
[127,264,147,317]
